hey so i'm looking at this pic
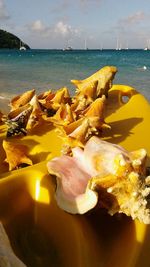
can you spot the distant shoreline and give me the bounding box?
[0,48,149,51]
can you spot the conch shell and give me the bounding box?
[10,89,35,111]
[57,95,109,145]
[27,95,44,129]
[71,81,98,114]
[47,136,150,224]
[52,87,70,105]
[38,90,55,110]
[3,140,33,171]
[50,103,75,126]
[71,66,117,98]
[6,104,33,137]
[38,87,71,113]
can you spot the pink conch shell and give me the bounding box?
[47,136,150,224]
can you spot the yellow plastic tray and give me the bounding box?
[0,85,150,267]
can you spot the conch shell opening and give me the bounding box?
[47,136,150,224]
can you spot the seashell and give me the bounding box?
[71,66,117,98]
[83,96,110,131]
[68,118,90,143]
[38,90,52,100]
[71,96,88,118]
[72,80,98,111]
[83,95,105,116]
[53,87,70,102]
[6,104,33,137]
[47,136,150,224]
[10,89,35,111]
[8,104,31,120]
[38,87,71,116]
[50,103,75,126]
[27,95,44,129]
[60,96,109,145]
[38,91,55,110]
[129,148,147,175]
[3,140,33,171]
[51,87,71,110]
[75,80,98,100]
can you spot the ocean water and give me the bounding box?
[0,49,149,101]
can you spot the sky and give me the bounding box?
[0,0,150,49]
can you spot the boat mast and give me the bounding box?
[116,38,119,50]
[84,38,87,50]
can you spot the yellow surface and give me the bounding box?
[0,84,150,267]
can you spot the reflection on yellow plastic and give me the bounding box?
[0,85,150,267]
[135,220,147,243]
[0,163,102,267]
[34,179,50,205]
[35,180,40,201]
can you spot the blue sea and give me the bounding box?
[0,49,149,101]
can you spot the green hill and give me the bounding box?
[0,29,30,49]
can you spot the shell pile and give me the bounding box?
[1,65,150,224]
[0,66,117,170]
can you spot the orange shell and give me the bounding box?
[74,80,98,99]
[83,95,106,118]
[38,91,55,109]
[68,118,90,143]
[71,66,117,97]
[27,95,44,129]
[8,104,32,120]
[38,90,52,100]
[50,103,75,126]
[51,87,71,110]
[10,89,35,110]
[3,140,33,171]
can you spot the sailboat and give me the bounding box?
[125,41,129,50]
[116,38,118,50]
[19,40,26,51]
[116,38,121,50]
[144,39,150,51]
[84,38,88,50]
[100,42,103,51]
[63,46,73,51]
[63,39,73,51]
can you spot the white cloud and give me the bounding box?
[27,19,80,37]
[25,19,82,48]
[54,21,79,37]
[55,21,70,36]
[30,20,46,32]
[0,0,9,20]
[119,11,148,27]
[107,11,150,49]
